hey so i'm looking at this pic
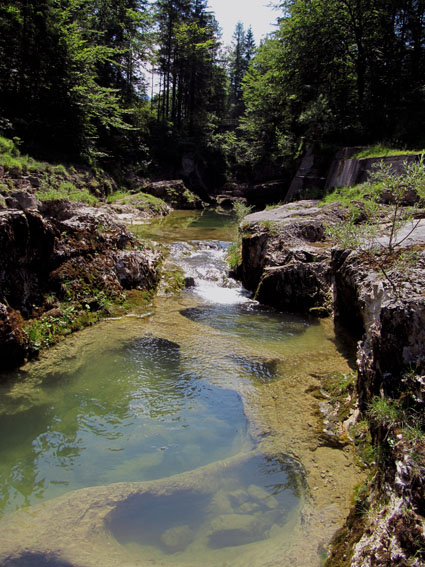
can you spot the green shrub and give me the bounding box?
[233,201,253,223]
[226,202,254,271]
[353,145,423,159]
[325,156,425,254]
[367,396,403,428]
[0,136,15,155]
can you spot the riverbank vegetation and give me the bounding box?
[1,1,425,565]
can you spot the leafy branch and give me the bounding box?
[327,156,425,296]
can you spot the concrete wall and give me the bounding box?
[325,150,420,190]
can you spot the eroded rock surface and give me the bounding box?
[0,200,160,371]
[330,247,425,567]
[240,200,346,313]
[239,199,425,567]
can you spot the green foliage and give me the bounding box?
[226,242,242,271]
[152,0,225,137]
[106,190,131,203]
[326,216,380,250]
[367,394,424,454]
[353,146,424,159]
[322,372,357,399]
[160,265,186,294]
[265,202,284,210]
[36,183,97,205]
[325,157,425,255]
[0,136,47,174]
[227,22,256,120]
[234,0,425,175]
[259,220,279,235]
[233,201,253,224]
[226,201,253,271]
[321,183,372,206]
[367,396,403,429]
[25,288,123,352]
[0,136,15,155]
[0,0,151,162]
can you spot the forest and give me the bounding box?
[1,0,425,185]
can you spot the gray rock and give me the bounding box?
[5,190,40,211]
[240,200,346,313]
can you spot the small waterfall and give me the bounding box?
[169,240,252,305]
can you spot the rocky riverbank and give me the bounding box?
[238,200,425,566]
[0,138,210,373]
[0,197,162,373]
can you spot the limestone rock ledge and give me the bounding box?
[239,200,425,566]
[240,200,346,314]
[330,248,425,567]
[0,200,161,372]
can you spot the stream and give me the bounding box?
[0,209,362,567]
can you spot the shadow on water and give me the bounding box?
[180,303,315,342]
[1,553,75,567]
[107,453,303,555]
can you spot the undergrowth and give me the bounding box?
[226,202,253,272]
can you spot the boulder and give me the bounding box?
[144,180,203,209]
[0,201,161,372]
[5,190,40,211]
[240,200,346,313]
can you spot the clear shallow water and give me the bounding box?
[0,333,249,513]
[107,453,303,560]
[0,209,350,566]
[130,209,237,243]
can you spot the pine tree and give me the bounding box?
[228,22,256,119]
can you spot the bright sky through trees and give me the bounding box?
[207,0,277,45]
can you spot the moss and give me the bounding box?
[160,265,186,294]
[325,487,369,567]
[107,190,169,215]
[353,145,422,159]
[36,183,98,205]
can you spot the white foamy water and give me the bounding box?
[169,241,253,305]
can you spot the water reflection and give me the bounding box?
[180,303,312,342]
[0,334,249,514]
[130,209,236,243]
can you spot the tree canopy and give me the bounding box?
[0,0,424,179]
[238,0,425,171]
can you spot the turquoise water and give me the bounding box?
[0,209,343,566]
[0,334,249,513]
